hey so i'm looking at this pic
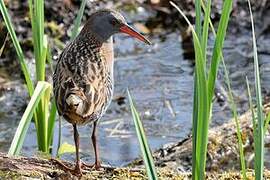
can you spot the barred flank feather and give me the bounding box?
[53,27,114,125]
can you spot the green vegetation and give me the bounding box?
[8,82,52,155]
[170,0,269,179]
[246,0,269,179]
[222,59,247,179]
[200,1,247,178]
[1,0,269,179]
[0,0,55,154]
[128,90,158,180]
[0,0,86,155]
[71,0,87,40]
[0,0,34,94]
[170,0,233,179]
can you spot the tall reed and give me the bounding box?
[200,1,247,178]
[0,0,86,155]
[0,0,55,154]
[8,81,53,155]
[170,1,233,179]
[246,0,266,179]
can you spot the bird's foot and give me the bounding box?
[51,158,83,177]
[81,161,101,170]
[81,161,116,171]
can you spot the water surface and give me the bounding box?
[0,28,270,166]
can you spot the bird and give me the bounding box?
[53,9,151,176]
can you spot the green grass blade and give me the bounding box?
[127,90,158,180]
[3,0,55,154]
[8,81,52,155]
[191,76,198,179]
[40,34,47,81]
[193,30,209,180]
[29,0,39,77]
[170,2,209,179]
[29,0,46,81]
[201,0,211,63]
[207,0,233,102]
[247,1,264,179]
[193,0,202,176]
[0,0,34,95]
[29,0,48,151]
[195,0,201,38]
[47,99,57,150]
[221,59,247,179]
[35,35,48,152]
[246,77,260,175]
[71,0,87,40]
[200,1,247,178]
[46,43,57,152]
[28,0,39,74]
[193,0,201,176]
[41,83,52,152]
[194,0,201,178]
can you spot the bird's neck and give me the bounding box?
[81,26,112,45]
[78,31,114,75]
[100,37,114,76]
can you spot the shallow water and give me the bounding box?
[0,29,270,166]
[20,33,195,166]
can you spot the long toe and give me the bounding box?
[81,161,116,171]
[81,161,101,170]
[51,158,83,177]
[74,162,83,176]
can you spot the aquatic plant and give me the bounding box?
[128,90,158,180]
[170,0,233,179]
[0,0,86,155]
[171,0,270,179]
[200,1,247,178]
[246,0,269,179]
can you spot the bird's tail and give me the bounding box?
[65,94,85,116]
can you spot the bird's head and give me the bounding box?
[82,9,151,45]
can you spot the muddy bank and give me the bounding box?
[130,103,270,173]
[0,152,193,179]
[1,105,270,179]
[0,152,270,179]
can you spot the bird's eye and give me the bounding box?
[110,19,117,26]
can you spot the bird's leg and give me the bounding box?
[81,121,101,170]
[92,121,101,169]
[73,124,82,174]
[52,124,82,176]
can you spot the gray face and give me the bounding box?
[85,10,127,42]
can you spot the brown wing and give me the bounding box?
[53,39,112,124]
